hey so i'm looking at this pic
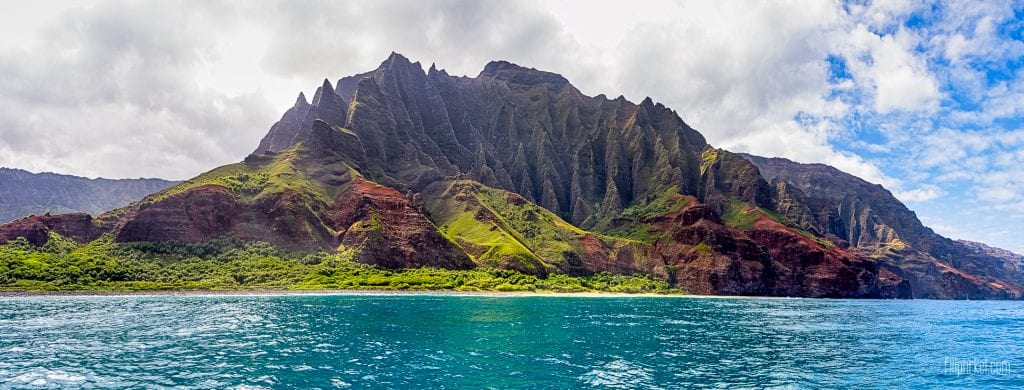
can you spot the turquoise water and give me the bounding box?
[0,295,1022,389]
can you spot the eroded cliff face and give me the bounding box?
[331,178,473,270]
[0,213,101,246]
[743,154,1024,299]
[111,184,334,252]
[254,54,707,228]
[1,53,1020,298]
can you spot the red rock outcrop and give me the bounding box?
[0,213,101,246]
[112,185,333,251]
[747,217,908,298]
[331,178,473,269]
[634,201,910,298]
[115,185,240,244]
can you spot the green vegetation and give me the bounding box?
[439,207,540,269]
[144,145,348,205]
[146,162,257,203]
[722,197,793,231]
[722,200,762,230]
[793,228,836,249]
[601,223,660,242]
[603,187,692,242]
[722,199,835,248]
[700,147,720,174]
[0,234,677,294]
[215,172,269,195]
[425,180,586,274]
[619,187,691,221]
[695,242,712,254]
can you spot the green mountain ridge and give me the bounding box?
[0,168,178,222]
[1,53,1022,299]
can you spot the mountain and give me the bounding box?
[0,168,177,222]
[2,52,1021,298]
[741,155,1024,299]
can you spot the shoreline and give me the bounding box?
[0,289,751,299]
[0,289,1004,300]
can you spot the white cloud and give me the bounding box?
[895,185,944,202]
[848,0,917,31]
[944,34,970,61]
[838,25,941,113]
[0,0,276,179]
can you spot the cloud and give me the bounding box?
[0,0,588,179]
[836,24,941,114]
[538,1,900,190]
[0,0,277,179]
[252,0,576,83]
[894,185,944,202]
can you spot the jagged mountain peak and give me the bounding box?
[374,51,424,77]
[385,51,411,64]
[311,79,336,105]
[255,54,710,202]
[479,60,569,87]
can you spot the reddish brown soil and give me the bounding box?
[0,213,101,246]
[330,178,473,269]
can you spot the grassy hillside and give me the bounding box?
[423,180,655,276]
[0,234,677,294]
[144,145,349,206]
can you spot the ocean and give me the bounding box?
[1,294,1022,388]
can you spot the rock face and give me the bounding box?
[0,168,177,223]
[743,155,1024,299]
[115,185,242,245]
[2,52,1021,298]
[331,178,473,269]
[0,213,102,246]
[251,53,707,228]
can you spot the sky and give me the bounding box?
[0,0,1022,252]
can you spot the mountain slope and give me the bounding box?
[742,154,1024,299]
[0,168,177,222]
[1,53,1020,298]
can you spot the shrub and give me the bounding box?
[0,237,678,294]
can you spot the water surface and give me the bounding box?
[1,295,1022,388]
